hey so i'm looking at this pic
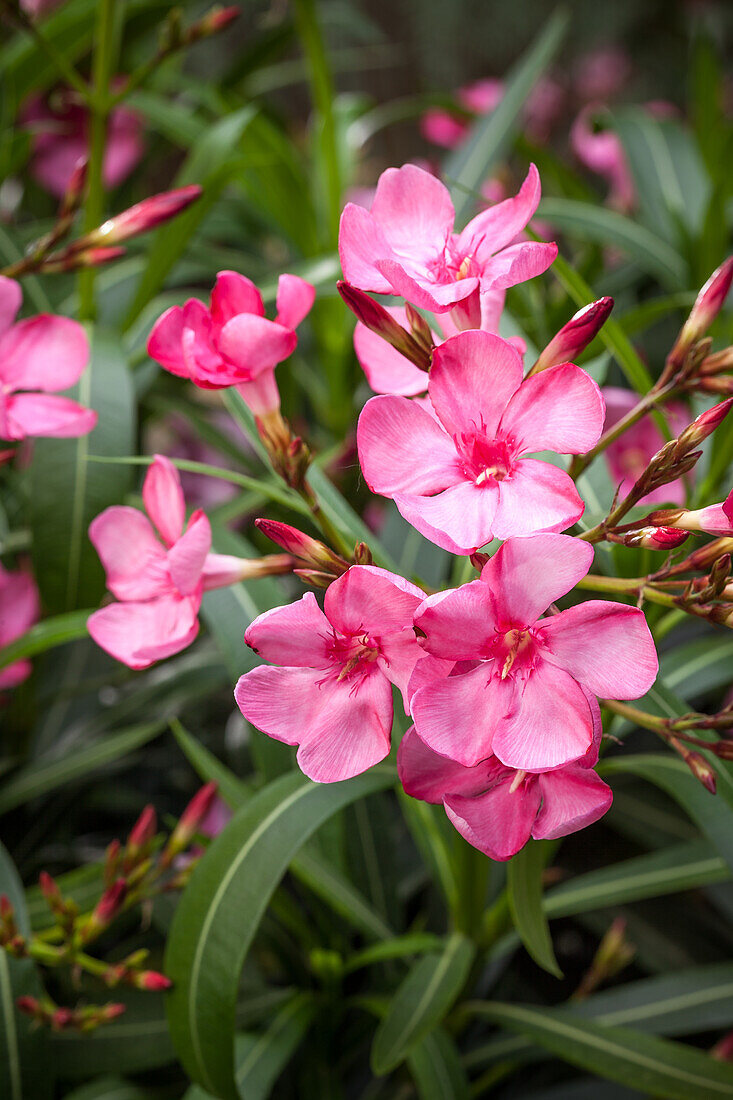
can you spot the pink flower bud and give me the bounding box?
[254,519,348,575]
[532,297,614,373]
[677,398,733,450]
[87,186,202,246]
[101,1002,127,1022]
[205,5,239,32]
[614,526,689,551]
[132,969,173,991]
[127,805,157,851]
[45,245,126,273]
[82,879,127,940]
[51,1007,76,1030]
[712,1030,733,1061]
[670,257,733,365]
[337,281,432,371]
[161,782,219,865]
[16,996,40,1018]
[58,157,88,216]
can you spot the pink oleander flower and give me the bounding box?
[421,79,505,148]
[22,87,143,199]
[410,533,658,772]
[339,163,557,333]
[0,564,40,690]
[234,566,425,783]
[398,721,612,861]
[602,387,689,505]
[573,48,632,103]
[570,105,635,211]
[0,277,96,442]
[662,489,733,537]
[357,330,604,554]
[147,271,315,416]
[88,455,256,669]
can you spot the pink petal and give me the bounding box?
[0,315,89,393]
[459,164,542,261]
[428,330,523,439]
[354,320,428,397]
[406,653,458,709]
[217,315,296,377]
[275,274,316,331]
[480,533,593,626]
[338,203,395,293]
[420,109,468,149]
[0,566,39,648]
[244,591,331,667]
[533,766,613,840]
[499,364,605,456]
[411,663,514,767]
[491,660,594,771]
[480,241,558,292]
[376,259,478,313]
[210,271,264,329]
[398,725,501,803]
[357,395,461,496]
[378,629,425,710]
[3,394,97,440]
[445,779,540,861]
[88,506,169,601]
[394,480,498,554]
[147,306,188,377]
[0,659,33,690]
[234,664,392,782]
[0,277,22,336]
[167,510,211,596]
[491,459,585,540]
[143,455,185,547]
[88,594,200,670]
[538,601,658,699]
[458,78,505,113]
[325,565,424,638]
[414,580,496,661]
[236,371,280,416]
[370,164,455,261]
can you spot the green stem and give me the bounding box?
[2,2,91,101]
[574,573,677,610]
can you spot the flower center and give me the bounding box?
[455,431,514,485]
[490,626,536,680]
[329,632,380,682]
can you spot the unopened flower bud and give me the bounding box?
[714,740,733,761]
[712,1030,733,1061]
[611,526,689,551]
[709,553,732,595]
[700,347,733,376]
[195,5,240,37]
[671,737,717,793]
[58,156,88,218]
[683,537,733,573]
[52,1007,76,1030]
[103,839,121,887]
[81,879,127,941]
[675,399,733,454]
[124,806,156,871]
[101,1002,127,1023]
[42,245,126,273]
[531,297,614,374]
[337,281,432,371]
[83,186,202,247]
[405,303,435,352]
[131,969,173,991]
[353,542,373,565]
[670,257,733,368]
[470,551,490,571]
[254,519,348,575]
[161,782,218,867]
[16,996,42,1020]
[293,568,339,589]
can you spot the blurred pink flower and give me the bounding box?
[88,455,253,669]
[20,0,65,15]
[398,723,612,861]
[410,533,658,771]
[524,76,566,143]
[22,88,144,199]
[339,162,556,333]
[357,330,603,553]
[421,79,504,148]
[573,48,632,103]
[0,276,96,442]
[0,564,40,690]
[602,387,689,505]
[570,105,636,211]
[235,566,425,783]
[148,271,315,416]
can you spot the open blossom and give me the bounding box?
[22,88,143,199]
[235,566,425,783]
[570,106,635,211]
[410,533,658,772]
[0,565,40,690]
[398,722,612,861]
[602,388,689,505]
[147,271,315,416]
[0,277,96,442]
[339,163,557,333]
[88,455,262,669]
[358,330,603,554]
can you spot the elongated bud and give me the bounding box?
[700,347,733,376]
[103,839,121,887]
[675,399,733,454]
[101,1002,127,1022]
[714,740,733,761]
[82,880,127,941]
[80,186,202,248]
[353,542,373,565]
[293,568,339,589]
[254,519,348,575]
[695,376,733,395]
[41,245,126,273]
[16,996,42,1020]
[610,526,689,550]
[470,551,490,571]
[667,257,733,376]
[683,537,733,573]
[712,1030,733,1061]
[192,4,239,38]
[161,782,218,867]
[654,489,733,537]
[0,895,18,945]
[338,281,432,371]
[58,157,88,218]
[405,303,435,352]
[531,297,614,374]
[124,806,156,871]
[671,737,716,793]
[130,969,172,991]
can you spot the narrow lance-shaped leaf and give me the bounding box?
[507,840,562,978]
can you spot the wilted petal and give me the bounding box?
[491,459,585,540]
[499,364,604,455]
[445,779,540,861]
[244,592,331,667]
[533,766,612,840]
[143,455,185,547]
[480,533,594,626]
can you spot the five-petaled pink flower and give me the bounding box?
[602,387,689,505]
[410,533,658,772]
[234,566,425,783]
[338,163,557,333]
[0,277,96,442]
[147,271,315,416]
[88,455,253,669]
[0,564,40,691]
[22,87,144,199]
[398,721,612,862]
[358,330,604,554]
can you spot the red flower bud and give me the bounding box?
[337,281,432,371]
[676,398,733,451]
[82,879,127,941]
[612,526,689,551]
[101,1002,127,1022]
[254,519,348,575]
[670,257,733,366]
[126,805,156,861]
[531,297,614,374]
[44,245,126,273]
[206,5,240,32]
[16,996,40,1018]
[51,1007,75,1030]
[712,1029,733,1061]
[133,969,173,991]
[87,186,202,246]
[161,782,218,865]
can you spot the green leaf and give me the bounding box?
[660,635,733,700]
[62,1078,156,1100]
[170,719,251,810]
[0,842,51,1100]
[407,1028,470,1100]
[0,721,164,815]
[165,767,394,1099]
[507,840,562,978]
[538,198,687,289]
[0,609,90,673]
[472,1001,733,1099]
[446,9,568,226]
[345,933,446,974]
[371,933,475,1075]
[602,755,733,874]
[30,328,135,613]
